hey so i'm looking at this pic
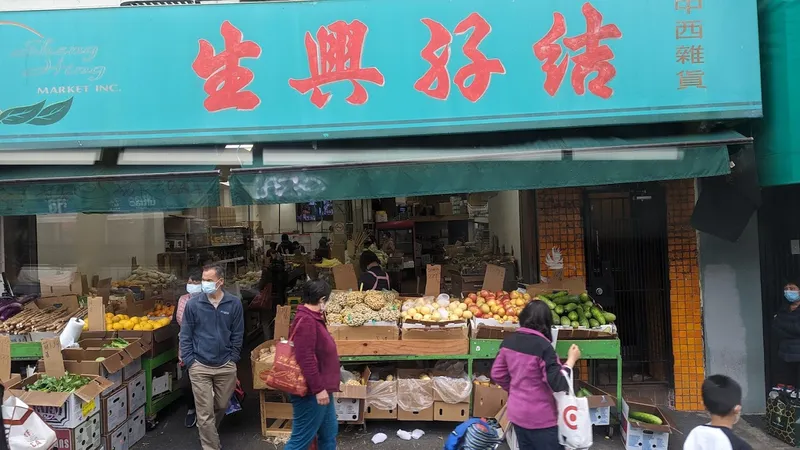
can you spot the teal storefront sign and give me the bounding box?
[0,0,761,149]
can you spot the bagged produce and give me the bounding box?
[433,375,472,404]
[397,371,433,411]
[367,379,398,411]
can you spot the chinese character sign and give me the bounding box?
[0,0,762,149]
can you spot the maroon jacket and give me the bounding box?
[290,305,340,395]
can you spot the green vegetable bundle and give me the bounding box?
[102,338,129,349]
[27,373,91,393]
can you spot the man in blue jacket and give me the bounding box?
[180,264,244,450]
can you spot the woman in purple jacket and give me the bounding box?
[491,300,581,450]
[284,280,340,450]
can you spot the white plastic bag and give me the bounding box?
[554,371,592,449]
[2,396,57,450]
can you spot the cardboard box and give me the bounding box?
[434,401,469,422]
[401,322,467,340]
[471,382,508,418]
[335,367,369,400]
[126,407,145,447]
[470,319,519,340]
[396,369,434,421]
[58,349,133,395]
[621,397,672,450]
[10,375,112,429]
[122,358,142,381]
[435,202,453,216]
[151,372,172,397]
[125,371,146,413]
[334,398,362,422]
[250,339,276,390]
[103,422,128,450]
[77,337,149,363]
[576,380,616,426]
[40,272,84,297]
[328,324,399,341]
[364,404,397,420]
[101,386,128,434]
[53,412,102,450]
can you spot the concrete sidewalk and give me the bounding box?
[134,393,789,450]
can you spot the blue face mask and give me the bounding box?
[186,283,202,295]
[202,281,219,295]
[785,290,800,303]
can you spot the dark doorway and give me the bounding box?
[584,184,673,385]
[2,216,38,295]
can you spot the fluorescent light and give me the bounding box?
[119,147,253,165]
[220,181,230,186]
[0,150,101,164]
[572,147,683,161]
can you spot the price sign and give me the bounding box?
[41,337,65,378]
[483,264,506,293]
[425,265,442,297]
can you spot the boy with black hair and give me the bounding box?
[684,375,753,450]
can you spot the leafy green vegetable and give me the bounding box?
[102,338,129,349]
[27,373,91,393]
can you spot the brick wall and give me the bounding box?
[535,181,704,411]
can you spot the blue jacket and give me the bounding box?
[179,291,244,368]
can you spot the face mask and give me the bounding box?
[202,281,219,295]
[186,284,202,295]
[786,291,800,303]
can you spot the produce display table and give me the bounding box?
[144,346,181,425]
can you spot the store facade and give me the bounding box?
[0,0,761,415]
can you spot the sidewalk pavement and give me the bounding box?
[134,392,790,450]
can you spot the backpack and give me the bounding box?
[443,418,491,450]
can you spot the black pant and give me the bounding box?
[514,424,562,450]
[182,366,195,410]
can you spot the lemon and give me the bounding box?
[112,323,123,331]
[82,323,89,331]
[133,324,143,331]
[130,317,140,324]
[141,323,153,331]
[152,323,162,330]
[112,316,121,323]
[105,312,114,318]
[106,325,114,331]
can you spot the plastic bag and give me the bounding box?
[3,396,57,450]
[433,360,466,377]
[397,377,433,411]
[554,371,593,449]
[340,367,356,384]
[366,379,397,410]
[433,375,472,404]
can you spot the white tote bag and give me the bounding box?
[2,395,57,450]
[554,370,593,449]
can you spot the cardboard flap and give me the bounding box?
[275,305,291,340]
[483,265,505,293]
[425,265,441,297]
[36,295,80,311]
[332,264,358,291]
[61,349,131,374]
[19,390,72,407]
[123,339,147,360]
[75,376,113,402]
[623,397,672,433]
[0,335,11,382]
[87,297,106,332]
[41,338,65,378]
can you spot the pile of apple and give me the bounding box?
[463,289,533,324]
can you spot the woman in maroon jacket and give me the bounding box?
[284,280,340,450]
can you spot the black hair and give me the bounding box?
[202,264,225,280]
[702,374,742,416]
[303,280,332,305]
[518,300,554,340]
[269,242,277,250]
[281,233,290,242]
[187,270,202,282]
[359,250,380,271]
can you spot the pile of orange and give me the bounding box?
[147,303,175,317]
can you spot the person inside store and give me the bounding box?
[277,234,295,255]
[174,271,203,428]
[180,264,244,450]
[772,282,800,388]
[359,250,390,290]
[491,300,582,450]
[316,237,331,260]
[265,242,278,260]
[284,280,339,450]
[380,231,396,256]
[293,240,306,254]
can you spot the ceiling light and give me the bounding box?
[0,150,101,164]
[119,147,253,165]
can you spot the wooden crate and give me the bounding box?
[259,391,293,438]
[335,338,469,356]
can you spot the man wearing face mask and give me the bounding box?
[180,265,244,450]
[772,282,800,390]
[175,271,203,428]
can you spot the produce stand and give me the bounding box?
[144,346,181,423]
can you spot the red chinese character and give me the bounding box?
[532,3,622,99]
[415,14,505,102]
[192,21,262,112]
[563,3,622,99]
[453,13,506,103]
[532,12,569,97]
[414,18,452,100]
[289,20,385,109]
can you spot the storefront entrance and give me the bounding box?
[584,185,673,385]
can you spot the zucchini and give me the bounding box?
[629,411,663,426]
[560,316,571,326]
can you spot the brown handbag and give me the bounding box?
[264,320,308,396]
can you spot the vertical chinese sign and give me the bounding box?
[675,0,706,90]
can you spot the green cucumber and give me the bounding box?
[602,312,617,322]
[589,319,600,328]
[551,291,568,298]
[571,321,580,328]
[565,303,579,312]
[579,293,590,302]
[555,305,565,315]
[560,316,571,326]
[543,299,556,310]
[590,307,607,325]
[552,311,561,324]
[629,411,663,425]
[568,311,578,321]
[579,319,589,327]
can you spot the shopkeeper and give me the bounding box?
[359,250,390,291]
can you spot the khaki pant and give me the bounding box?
[189,362,237,450]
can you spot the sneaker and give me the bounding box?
[185,409,197,428]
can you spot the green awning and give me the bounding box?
[230,132,747,204]
[0,165,220,216]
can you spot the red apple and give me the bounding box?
[480,304,491,314]
[496,291,505,298]
[497,307,506,316]
[487,299,497,307]
[476,297,486,305]
[480,290,490,298]
[468,293,478,301]
[474,310,484,318]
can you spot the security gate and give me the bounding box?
[584,185,673,385]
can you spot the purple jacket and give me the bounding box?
[490,327,571,430]
[290,305,341,396]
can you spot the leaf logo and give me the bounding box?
[0,98,74,126]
